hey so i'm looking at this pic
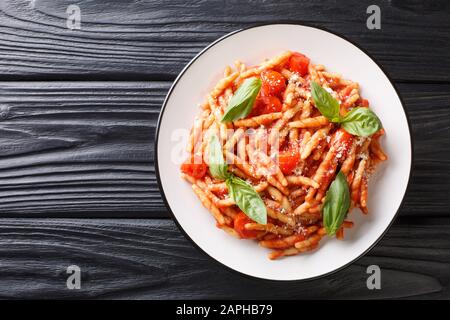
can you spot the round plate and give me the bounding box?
[155,24,412,281]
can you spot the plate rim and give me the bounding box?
[154,23,414,282]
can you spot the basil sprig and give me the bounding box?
[311,81,341,122]
[226,175,267,225]
[208,134,267,224]
[341,107,382,137]
[221,78,262,122]
[208,134,229,180]
[311,81,382,137]
[322,171,350,236]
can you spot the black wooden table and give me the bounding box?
[0,0,449,299]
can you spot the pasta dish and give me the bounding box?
[180,51,387,259]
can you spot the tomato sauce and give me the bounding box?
[180,155,208,179]
[316,129,355,195]
[233,211,260,239]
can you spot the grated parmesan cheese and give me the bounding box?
[358,152,369,161]
[356,137,366,146]
[290,73,300,82]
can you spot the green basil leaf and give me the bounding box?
[322,171,350,236]
[221,78,261,122]
[311,81,341,122]
[226,175,267,224]
[341,107,382,137]
[208,134,229,180]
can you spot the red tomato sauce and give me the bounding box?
[233,211,260,239]
[278,147,300,175]
[317,129,355,194]
[180,155,208,179]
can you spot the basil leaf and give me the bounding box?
[208,132,266,223]
[322,171,350,236]
[310,81,382,137]
[221,78,262,122]
[226,175,267,224]
[208,134,229,180]
[341,107,382,137]
[311,81,341,122]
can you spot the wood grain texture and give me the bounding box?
[0,81,168,216]
[1,0,449,81]
[0,218,448,299]
[0,81,448,217]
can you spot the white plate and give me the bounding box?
[156,24,412,281]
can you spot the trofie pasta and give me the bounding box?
[180,51,387,259]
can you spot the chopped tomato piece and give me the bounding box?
[233,211,260,239]
[249,95,282,116]
[263,96,282,114]
[249,95,266,116]
[288,52,310,76]
[180,155,207,179]
[278,147,300,175]
[261,70,286,96]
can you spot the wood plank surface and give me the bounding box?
[0,81,166,216]
[0,81,448,217]
[0,218,448,299]
[0,0,449,81]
